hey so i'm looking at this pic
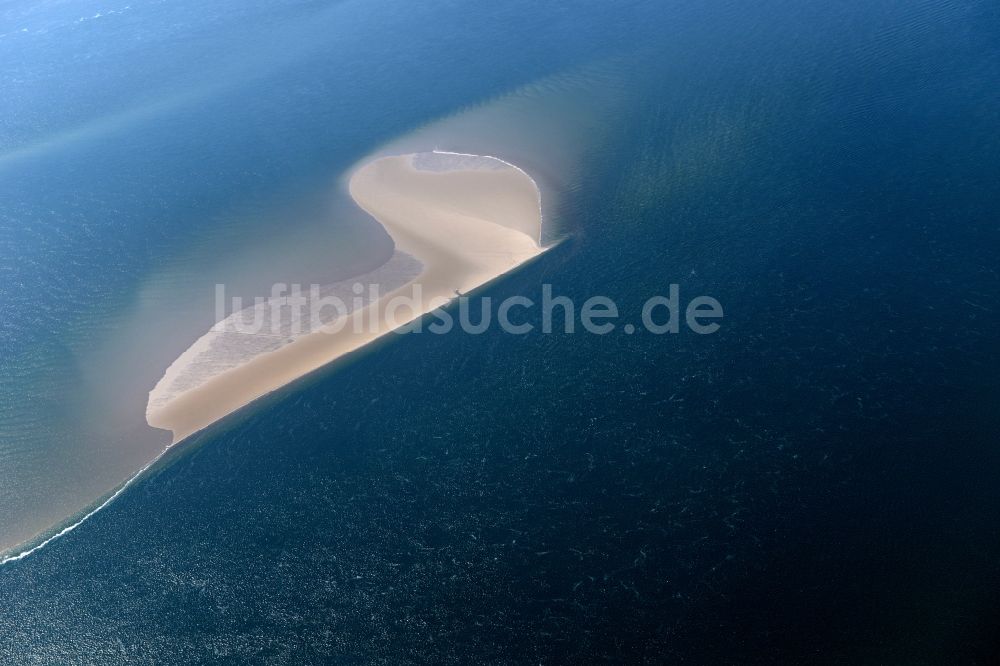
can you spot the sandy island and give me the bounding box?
[146,151,546,442]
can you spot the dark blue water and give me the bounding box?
[2,0,999,663]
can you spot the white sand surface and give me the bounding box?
[146,151,545,442]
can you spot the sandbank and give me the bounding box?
[146,151,545,442]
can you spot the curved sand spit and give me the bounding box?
[146,151,546,442]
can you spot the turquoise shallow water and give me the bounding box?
[2,0,1000,662]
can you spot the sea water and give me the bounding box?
[1,0,998,662]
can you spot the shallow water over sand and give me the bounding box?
[0,7,624,554]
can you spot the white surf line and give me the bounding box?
[430,149,545,245]
[1,150,551,567]
[0,443,174,566]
